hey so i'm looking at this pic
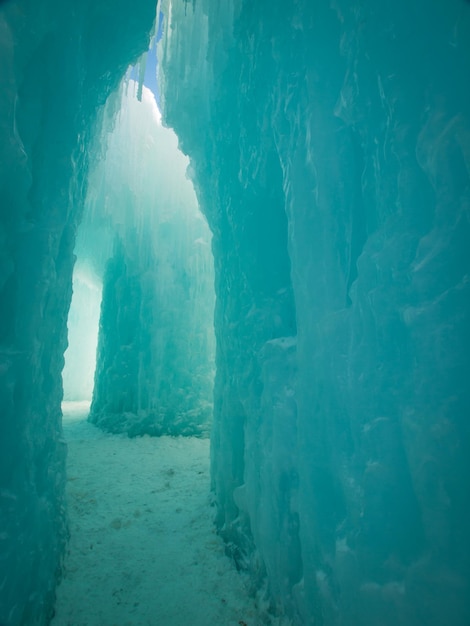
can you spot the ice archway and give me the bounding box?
[66,81,215,437]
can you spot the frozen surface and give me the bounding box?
[52,403,271,626]
[158,1,470,624]
[85,83,215,437]
[0,1,155,622]
[1,0,469,624]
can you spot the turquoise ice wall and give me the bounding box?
[0,2,155,623]
[158,1,470,624]
[85,84,215,437]
[1,0,469,624]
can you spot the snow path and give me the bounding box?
[52,402,262,626]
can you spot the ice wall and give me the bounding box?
[86,84,215,437]
[0,2,155,623]
[159,1,470,624]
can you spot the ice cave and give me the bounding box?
[0,0,469,624]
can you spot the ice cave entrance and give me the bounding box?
[61,77,216,437]
[62,263,101,403]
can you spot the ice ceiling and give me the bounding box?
[0,0,469,625]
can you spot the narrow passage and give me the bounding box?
[52,403,261,626]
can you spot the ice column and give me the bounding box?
[87,83,216,437]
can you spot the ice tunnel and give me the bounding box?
[1,0,470,625]
[70,80,216,436]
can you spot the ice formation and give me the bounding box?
[79,82,215,437]
[158,1,470,624]
[0,0,469,624]
[0,1,156,622]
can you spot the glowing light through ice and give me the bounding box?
[62,264,102,401]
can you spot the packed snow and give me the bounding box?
[52,402,266,626]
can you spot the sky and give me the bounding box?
[129,11,164,106]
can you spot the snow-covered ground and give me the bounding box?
[52,402,265,626]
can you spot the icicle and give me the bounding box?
[136,52,147,102]
[155,0,163,30]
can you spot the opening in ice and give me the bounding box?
[63,65,215,437]
[62,263,101,402]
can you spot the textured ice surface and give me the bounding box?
[85,83,215,437]
[1,0,470,624]
[0,1,155,623]
[158,1,470,624]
